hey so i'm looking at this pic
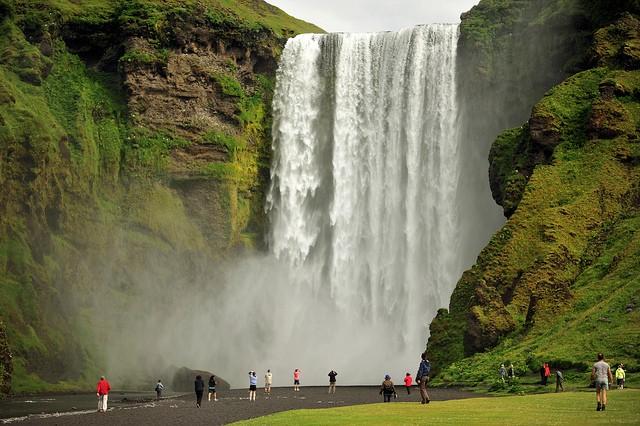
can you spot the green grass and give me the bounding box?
[234,389,640,425]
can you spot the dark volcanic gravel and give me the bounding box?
[3,386,484,425]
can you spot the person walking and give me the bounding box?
[379,374,397,402]
[615,364,626,389]
[96,376,111,413]
[248,371,258,401]
[555,369,564,392]
[208,375,218,401]
[500,364,506,382]
[264,369,273,395]
[590,353,613,411]
[328,370,337,393]
[194,375,205,408]
[293,369,301,391]
[403,373,413,394]
[416,352,431,404]
[155,379,164,400]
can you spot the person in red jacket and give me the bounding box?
[96,376,111,412]
[404,373,413,394]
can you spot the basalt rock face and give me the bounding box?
[0,0,320,396]
[428,2,640,383]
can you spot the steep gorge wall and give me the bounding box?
[0,0,321,396]
[428,0,640,383]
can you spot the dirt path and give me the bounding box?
[3,386,485,425]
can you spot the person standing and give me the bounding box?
[293,369,301,391]
[194,375,205,408]
[544,363,551,385]
[96,375,111,413]
[500,364,506,382]
[615,364,626,389]
[379,374,397,402]
[155,379,164,400]
[208,375,218,401]
[328,370,337,393]
[555,369,564,392]
[264,369,273,395]
[590,353,613,411]
[416,352,431,404]
[508,364,515,379]
[404,373,413,394]
[248,371,258,401]
[540,364,546,385]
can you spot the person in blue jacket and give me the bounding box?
[416,352,431,404]
[248,371,258,401]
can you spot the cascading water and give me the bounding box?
[263,24,462,384]
[158,24,498,388]
[269,24,462,346]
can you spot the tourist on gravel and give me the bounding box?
[379,374,397,402]
[194,375,205,408]
[248,371,258,401]
[265,369,273,395]
[96,375,111,412]
[590,353,613,411]
[293,369,301,391]
[404,373,413,394]
[416,352,431,404]
[328,370,338,393]
[208,375,218,401]
[155,379,164,400]
[615,364,626,389]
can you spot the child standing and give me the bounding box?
[403,373,413,394]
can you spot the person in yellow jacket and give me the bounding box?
[615,364,626,389]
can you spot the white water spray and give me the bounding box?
[135,24,499,389]
[261,25,462,385]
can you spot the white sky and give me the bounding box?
[266,0,481,33]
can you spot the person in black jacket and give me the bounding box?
[328,370,337,393]
[194,375,205,407]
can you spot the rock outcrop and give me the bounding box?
[0,0,320,396]
[427,3,640,384]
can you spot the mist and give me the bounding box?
[84,24,505,390]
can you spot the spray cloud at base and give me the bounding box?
[95,24,502,389]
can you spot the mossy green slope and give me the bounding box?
[428,2,640,386]
[0,0,320,397]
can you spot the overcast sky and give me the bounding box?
[266,0,481,33]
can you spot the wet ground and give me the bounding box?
[0,386,485,425]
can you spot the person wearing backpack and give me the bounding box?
[416,352,431,404]
[155,379,164,400]
[379,374,397,402]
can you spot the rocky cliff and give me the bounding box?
[428,0,640,385]
[0,0,320,396]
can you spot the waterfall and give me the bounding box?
[262,25,464,383]
[152,24,499,388]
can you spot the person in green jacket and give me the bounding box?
[615,364,626,389]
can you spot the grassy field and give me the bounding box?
[234,389,640,425]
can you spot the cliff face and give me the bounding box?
[428,1,640,384]
[0,0,320,396]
